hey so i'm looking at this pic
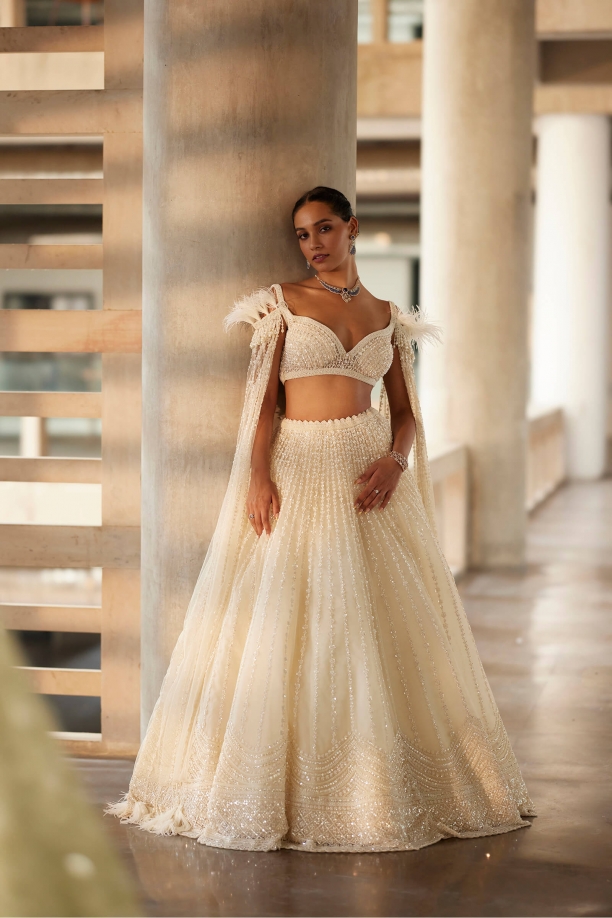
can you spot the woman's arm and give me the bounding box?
[247,326,286,537]
[383,344,417,463]
[354,346,416,512]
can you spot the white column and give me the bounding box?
[0,0,25,27]
[20,417,45,457]
[531,114,610,479]
[141,0,357,725]
[420,0,535,568]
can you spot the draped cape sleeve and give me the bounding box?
[179,285,285,609]
[379,303,442,535]
[103,286,288,787]
[193,284,286,599]
[143,285,288,777]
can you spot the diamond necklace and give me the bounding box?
[315,273,361,304]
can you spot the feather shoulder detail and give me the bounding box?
[393,304,443,346]
[223,285,281,332]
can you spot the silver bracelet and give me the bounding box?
[389,449,409,472]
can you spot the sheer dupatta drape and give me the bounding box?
[149,287,288,783]
[379,303,442,535]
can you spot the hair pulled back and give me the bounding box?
[291,186,354,224]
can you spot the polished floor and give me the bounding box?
[76,480,612,917]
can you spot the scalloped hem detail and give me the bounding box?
[278,817,534,853]
[280,367,380,387]
[280,406,379,429]
[105,793,536,854]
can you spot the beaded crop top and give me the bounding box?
[224,282,441,387]
[277,305,394,386]
[271,283,396,386]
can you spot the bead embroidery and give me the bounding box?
[278,307,395,386]
[104,286,535,855]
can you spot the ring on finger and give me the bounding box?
[248,513,255,519]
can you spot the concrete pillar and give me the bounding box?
[531,114,610,479]
[20,417,46,457]
[141,1,357,726]
[0,0,25,27]
[420,0,535,568]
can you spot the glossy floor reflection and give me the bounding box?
[78,481,612,917]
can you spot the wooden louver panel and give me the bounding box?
[0,603,101,633]
[0,26,104,53]
[19,666,101,696]
[0,457,102,484]
[0,308,141,352]
[0,392,101,418]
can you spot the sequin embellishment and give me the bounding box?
[106,285,535,851]
[106,398,536,853]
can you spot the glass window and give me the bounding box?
[0,353,101,393]
[387,0,423,42]
[358,0,373,43]
[26,1,104,26]
[3,292,95,311]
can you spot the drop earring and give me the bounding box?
[349,234,357,256]
[306,259,310,269]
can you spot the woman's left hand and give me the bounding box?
[354,455,403,513]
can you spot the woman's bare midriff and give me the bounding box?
[284,375,373,422]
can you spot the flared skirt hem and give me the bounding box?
[105,792,536,854]
[106,406,538,855]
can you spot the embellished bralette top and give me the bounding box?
[268,283,396,386]
[224,282,441,387]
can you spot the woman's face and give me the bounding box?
[293,201,358,272]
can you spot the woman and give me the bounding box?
[106,186,535,853]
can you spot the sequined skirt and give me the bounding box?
[106,406,535,852]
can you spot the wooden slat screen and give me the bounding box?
[0,1,143,758]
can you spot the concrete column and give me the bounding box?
[20,417,46,457]
[420,0,535,568]
[141,1,357,727]
[0,0,25,27]
[531,114,610,479]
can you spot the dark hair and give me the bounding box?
[292,186,354,224]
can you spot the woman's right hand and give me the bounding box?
[246,470,280,537]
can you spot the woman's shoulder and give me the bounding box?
[224,280,318,330]
[276,280,321,315]
[392,304,443,346]
[223,283,286,332]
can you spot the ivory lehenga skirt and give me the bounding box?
[106,406,535,853]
